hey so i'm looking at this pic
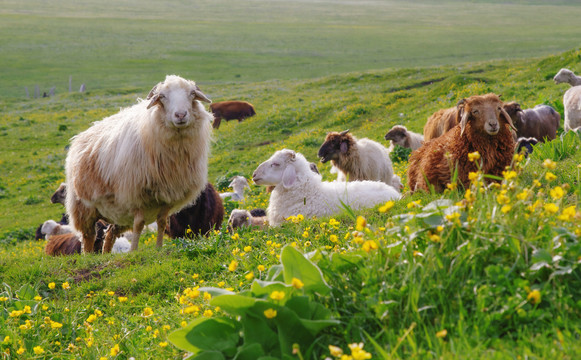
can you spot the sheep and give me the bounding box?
[554,68,581,87]
[219,176,249,201]
[167,183,224,238]
[252,149,401,226]
[51,182,67,205]
[317,130,400,190]
[424,101,521,141]
[266,162,321,192]
[35,213,68,241]
[513,105,560,142]
[408,93,516,193]
[227,209,268,233]
[41,219,75,238]
[65,75,213,253]
[516,137,539,157]
[384,125,424,150]
[210,101,256,129]
[563,86,581,132]
[45,221,131,256]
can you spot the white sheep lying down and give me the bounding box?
[252,149,401,226]
[65,75,213,253]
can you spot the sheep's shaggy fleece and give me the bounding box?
[253,149,400,226]
[65,74,213,252]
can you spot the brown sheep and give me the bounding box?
[45,220,108,256]
[211,101,256,129]
[424,101,521,141]
[408,93,516,193]
[514,105,560,142]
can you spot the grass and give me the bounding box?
[1,0,581,98]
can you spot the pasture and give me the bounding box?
[1,0,581,358]
[1,0,581,98]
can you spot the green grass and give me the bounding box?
[1,0,581,98]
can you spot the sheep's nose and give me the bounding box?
[175,111,187,120]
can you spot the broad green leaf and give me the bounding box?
[198,287,236,297]
[191,351,226,360]
[266,265,284,282]
[281,245,331,295]
[284,296,333,321]
[242,303,281,357]
[232,342,265,360]
[329,252,364,271]
[532,249,552,264]
[250,280,289,299]
[16,284,36,300]
[210,294,258,316]
[168,317,240,355]
[423,199,453,211]
[298,318,340,336]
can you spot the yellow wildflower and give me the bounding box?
[429,233,441,242]
[203,292,212,300]
[446,182,457,191]
[34,295,42,301]
[243,245,252,252]
[48,282,55,289]
[291,277,305,289]
[62,282,70,290]
[51,321,63,329]
[17,347,25,355]
[143,307,153,317]
[203,309,213,317]
[558,205,577,221]
[544,203,559,214]
[549,186,565,200]
[527,289,541,304]
[329,345,344,357]
[264,308,277,319]
[110,344,120,356]
[329,235,338,243]
[356,216,367,231]
[468,151,480,162]
[231,233,240,241]
[468,171,479,181]
[501,205,512,214]
[436,329,448,338]
[362,240,378,253]
[502,170,517,181]
[159,341,168,347]
[378,200,395,213]
[245,272,254,281]
[328,218,340,227]
[545,172,557,181]
[118,296,128,303]
[516,189,529,200]
[542,159,556,170]
[445,212,461,222]
[257,265,265,272]
[33,346,44,355]
[270,291,285,301]
[348,343,372,360]
[228,260,238,272]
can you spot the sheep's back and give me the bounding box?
[353,139,394,182]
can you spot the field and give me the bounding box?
[2,0,581,359]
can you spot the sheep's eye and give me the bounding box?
[271,163,280,167]
[158,94,166,99]
[472,110,479,115]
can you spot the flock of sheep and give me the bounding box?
[37,67,581,255]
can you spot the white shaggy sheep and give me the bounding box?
[317,130,400,190]
[554,68,581,87]
[65,75,213,253]
[252,149,401,226]
[563,86,581,132]
[219,176,249,201]
[41,220,75,239]
[384,125,424,150]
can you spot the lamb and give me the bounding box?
[65,75,213,253]
[384,125,424,150]
[563,86,581,132]
[252,149,401,226]
[424,101,521,141]
[317,130,400,190]
[554,68,581,87]
[167,183,225,238]
[210,101,256,129]
[513,105,560,142]
[227,209,268,232]
[408,93,516,193]
[219,176,249,201]
[51,183,67,205]
[45,221,131,256]
[41,220,75,238]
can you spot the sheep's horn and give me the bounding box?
[340,129,350,135]
[193,85,212,103]
[147,82,162,100]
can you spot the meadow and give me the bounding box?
[2,0,581,358]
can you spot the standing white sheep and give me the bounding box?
[65,75,213,253]
[252,149,400,226]
[563,86,581,132]
[554,68,581,87]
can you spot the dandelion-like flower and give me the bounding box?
[362,240,378,253]
[270,290,285,301]
[264,308,277,319]
[33,346,44,355]
[558,205,577,221]
[203,309,213,317]
[348,343,372,360]
[501,205,512,214]
[228,260,238,272]
[436,329,448,338]
[378,200,395,213]
[118,296,128,303]
[329,345,343,357]
[245,272,254,281]
[231,233,240,240]
[549,186,565,200]
[257,265,265,272]
[502,170,517,181]
[545,172,557,181]
[328,218,340,227]
[544,203,559,214]
[62,282,70,290]
[468,151,480,162]
[542,159,556,170]
[355,216,367,231]
[527,289,541,304]
[48,282,55,289]
[142,307,154,317]
[110,344,120,356]
[291,277,304,289]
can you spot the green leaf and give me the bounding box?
[16,284,35,301]
[233,343,265,360]
[364,330,391,359]
[198,287,236,297]
[168,317,240,355]
[210,294,258,316]
[241,303,281,357]
[191,351,226,360]
[250,280,290,299]
[532,249,552,264]
[281,245,331,295]
[266,265,284,282]
[329,252,364,271]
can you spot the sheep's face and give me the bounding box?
[228,210,251,232]
[228,176,249,190]
[458,94,516,137]
[253,149,298,188]
[502,102,523,126]
[553,69,572,84]
[146,75,211,129]
[384,126,408,146]
[318,130,350,163]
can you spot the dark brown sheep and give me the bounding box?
[514,105,560,142]
[166,183,224,238]
[408,93,516,193]
[211,101,256,129]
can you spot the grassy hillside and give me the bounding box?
[1,0,581,98]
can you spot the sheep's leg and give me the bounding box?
[130,211,146,251]
[155,207,171,248]
[70,198,98,254]
[102,225,124,254]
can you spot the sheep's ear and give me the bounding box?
[282,164,297,189]
[501,108,518,132]
[146,83,162,100]
[340,141,349,154]
[459,110,469,137]
[287,150,296,162]
[192,85,211,103]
